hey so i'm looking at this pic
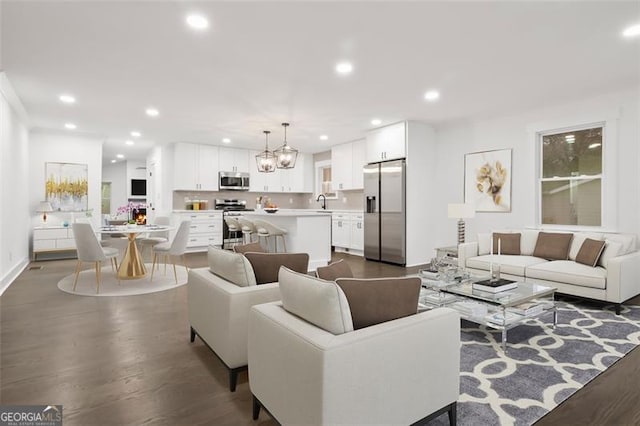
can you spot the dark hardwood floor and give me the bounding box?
[1,252,639,425]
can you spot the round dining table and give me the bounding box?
[97,225,172,279]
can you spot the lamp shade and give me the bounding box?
[37,201,54,213]
[447,203,475,219]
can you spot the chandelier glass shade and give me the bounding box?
[274,122,298,169]
[256,130,276,173]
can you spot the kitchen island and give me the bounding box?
[243,210,331,271]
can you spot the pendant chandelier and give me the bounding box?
[256,130,276,173]
[274,122,298,169]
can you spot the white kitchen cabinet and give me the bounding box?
[33,226,76,260]
[173,211,223,251]
[350,213,364,251]
[365,121,406,163]
[218,147,249,173]
[351,139,366,189]
[331,217,350,248]
[331,140,366,191]
[331,143,353,191]
[173,143,219,191]
[249,150,281,192]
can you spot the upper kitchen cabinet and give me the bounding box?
[365,121,406,163]
[331,139,366,191]
[218,147,250,173]
[173,143,219,191]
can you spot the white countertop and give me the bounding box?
[244,209,331,217]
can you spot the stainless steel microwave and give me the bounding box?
[219,171,250,191]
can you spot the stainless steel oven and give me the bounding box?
[219,172,250,191]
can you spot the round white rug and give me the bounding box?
[57,263,188,296]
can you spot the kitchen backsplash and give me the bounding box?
[173,190,363,211]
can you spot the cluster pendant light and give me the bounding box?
[256,130,277,173]
[273,122,298,169]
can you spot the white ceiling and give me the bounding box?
[2,1,639,165]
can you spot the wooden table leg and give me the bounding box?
[117,233,146,279]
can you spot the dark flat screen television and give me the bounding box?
[131,179,147,197]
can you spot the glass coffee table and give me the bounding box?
[419,271,557,350]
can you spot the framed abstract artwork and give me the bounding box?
[464,149,512,212]
[45,162,88,211]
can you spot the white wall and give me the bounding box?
[431,87,640,248]
[0,73,30,292]
[102,161,127,216]
[29,131,103,231]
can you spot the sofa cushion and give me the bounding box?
[569,232,604,260]
[316,259,354,281]
[335,277,420,330]
[279,267,354,335]
[520,230,540,256]
[208,246,257,287]
[576,238,606,267]
[233,242,265,254]
[533,232,573,261]
[526,261,607,289]
[598,240,624,268]
[603,233,636,255]
[244,252,309,284]
[492,233,521,255]
[466,255,548,276]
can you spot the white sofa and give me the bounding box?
[459,230,640,314]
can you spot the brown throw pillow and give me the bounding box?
[316,259,354,281]
[233,242,265,254]
[576,238,606,267]
[335,277,421,330]
[533,232,573,260]
[244,252,309,284]
[492,233,521,255]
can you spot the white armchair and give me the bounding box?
[248,302,461,425]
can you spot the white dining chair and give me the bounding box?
[138,216,171,259]
[151,220,191,284]
[71,222,120,293]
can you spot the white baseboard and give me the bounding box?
[0,258,29,296]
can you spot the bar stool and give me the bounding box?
[224,217,243,249]
[252,219,288,253]
[237,217,257,244]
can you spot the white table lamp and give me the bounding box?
[448,203,475,244]
[37,201,54,226]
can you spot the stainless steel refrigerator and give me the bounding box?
[364,159,406,265]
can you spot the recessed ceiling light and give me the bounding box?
[222,138,231,143]
[145,108,159,117]
[111,159,117,163]
[186,14,209,30]
[335,62,353,75]
[589,143,602,149]
[125,140,134,146]
[116,154,124,159]
[319,135,329,141]
[623,24,640,38]
[424,90,440,101]
[64,123,77,130]
[59,94,76,104]
[371,119,382,126]
[130,131,141,137]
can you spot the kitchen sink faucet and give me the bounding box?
[316,194,327,210]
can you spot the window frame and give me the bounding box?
[531,114,618,232]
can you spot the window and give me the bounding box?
[539,126,603,226]
[314,160,337,199]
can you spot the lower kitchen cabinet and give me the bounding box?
[172,211,223,251]
[331,212,364,254]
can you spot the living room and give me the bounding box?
[1,1,640,425]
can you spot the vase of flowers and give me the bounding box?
[115,202,147,224]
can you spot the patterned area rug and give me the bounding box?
[431,299,640,426]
